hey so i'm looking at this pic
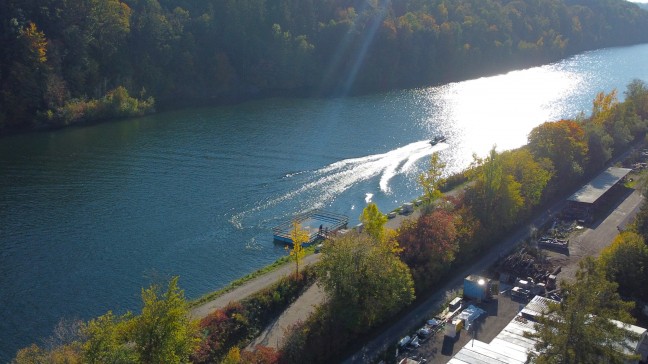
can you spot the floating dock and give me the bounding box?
[272,209,349,244]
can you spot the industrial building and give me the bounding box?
[448,296,648,364]
[564,166,632,220]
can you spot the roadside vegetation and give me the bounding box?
[3,0,648,134]
[12,80,648,363]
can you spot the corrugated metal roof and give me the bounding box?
[449,316,536,364]
[450,295,648,363]
[567,167,631,204]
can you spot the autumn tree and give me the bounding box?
[132,276,199,364]
[418,152,447,205]
[500,148,553,209]
[527,258,637,364]
[591,89,619,126]
[12,319,83,363]
[221,347,241,364]
[359,202,388,241]
[599,232,648,302]
[528,119,588,182]
[317,231,415,330]
[397,209,458,291]
[466,147,524,230]
[288,221,308,278]
[82,311,136,363]
[240,346,281,364]
[13,343,82,364]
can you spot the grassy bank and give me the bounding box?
[190,244,318,307]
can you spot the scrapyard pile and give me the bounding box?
[496,247,555,286]
[538,236,568,252]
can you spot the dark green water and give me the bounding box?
[2,43,648,359]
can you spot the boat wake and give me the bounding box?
[229,140,447,229]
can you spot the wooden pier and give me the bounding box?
[272,209,349,244]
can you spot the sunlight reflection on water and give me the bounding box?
[416,63,584,172]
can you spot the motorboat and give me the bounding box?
[430,135,446,145]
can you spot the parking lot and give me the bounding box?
[395,286,529,364]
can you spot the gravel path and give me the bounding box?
[190,254,321,319]
[248,282,326,349]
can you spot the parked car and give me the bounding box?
[511,286,531,300]
[417,327,432,342]
[398,335,412,350]
[407,336,421,349]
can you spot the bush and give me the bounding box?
[192,269,316,363]
[45,86,155,127]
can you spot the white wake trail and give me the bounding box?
[230,140,437,228]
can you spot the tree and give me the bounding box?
[240,346,281,364]
[584,122,613,172]
[500,148,553,208]
[317,231,415,331]
[632,199,648,242]
[221,347,241,364]
[599,232,648,301]
[466,147,524,230]
[527,257,637,364]
[359,202,387,241]
[82,311,136,363]
[288,221,308,278]
[397,209,458,291]
[591,89,619,126]
[625,79,648,120]
[418,152,446,205]
[132,276,199,364]
[13,343,82,364]
[528,119,588,182]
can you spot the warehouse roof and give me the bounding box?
[567,167,631,204]
[448,296,648,364]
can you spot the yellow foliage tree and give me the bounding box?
[288,221,309,279]
[418,152,446,205]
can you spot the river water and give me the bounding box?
[2,43,648,359]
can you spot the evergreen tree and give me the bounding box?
[527,258,638,364]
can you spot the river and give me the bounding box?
[1,43,648,359]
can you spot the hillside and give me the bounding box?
[2,0,648,134]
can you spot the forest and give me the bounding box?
[2,0,648,134]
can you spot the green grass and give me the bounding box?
[189,244,318,307]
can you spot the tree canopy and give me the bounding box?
[359,202,388,241]
[599,232,648,302]
[317,231,415,331]
[3,0,648,134]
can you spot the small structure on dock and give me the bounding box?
[272,209,349,244]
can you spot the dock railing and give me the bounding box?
[272,209,349,244]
